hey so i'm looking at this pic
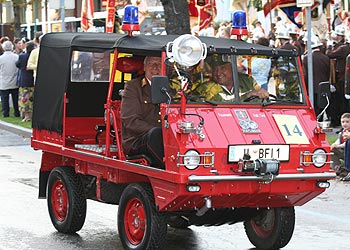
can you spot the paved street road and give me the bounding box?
[0,129,349,249]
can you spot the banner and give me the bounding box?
[263,0,296,16]
[198,0,217,30]
[280,6,302,28]
[81,0,94,32]
[106,0,116,33]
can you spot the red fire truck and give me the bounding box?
[31,8,335,250]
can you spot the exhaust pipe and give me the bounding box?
[196,197,211,216]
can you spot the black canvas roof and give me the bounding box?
[33,32,297,133]
[40,32,296,56]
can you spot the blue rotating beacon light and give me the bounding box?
[121,5,140,36]
[231,10,248,40]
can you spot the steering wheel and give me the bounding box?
[268,94,278,100]
[243,95,259,102]
[243,94,277,103]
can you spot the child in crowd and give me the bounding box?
[330,113,350,179]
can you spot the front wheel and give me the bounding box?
[47,166,86,234]
[118,183,167,250]
[244,207,295,250]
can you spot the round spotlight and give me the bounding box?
[167,34,207,67]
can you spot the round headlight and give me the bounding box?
[183,150,200,170]
[312,149,327,168]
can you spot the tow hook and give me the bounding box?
[196,197,211,216]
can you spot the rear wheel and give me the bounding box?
[118,183,167,250]
[244,207,295,250]
[47,166,86,233]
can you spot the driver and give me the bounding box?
[194,55,269,102]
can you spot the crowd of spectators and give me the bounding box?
[0,31,42,122]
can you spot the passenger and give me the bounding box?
[121,56,165,169]
[194,55,269,102]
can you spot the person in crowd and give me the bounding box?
[16,41,36,122]
[288,25,303,56]
[27,34,43,83]
[330,113,350,177]
[251,37,271,90]
[326,25,350,126]
[121,56,165,169]
[302,33,330,115]
[0,41,20,118]
[268,23,277,47]
[216,26,231,39]
[342,129,350,181]
[13,38,23,54]
[194,55,269,102]
[33,31,43,46]
[252,20,265,36]
[275,27,298,52]
[274,16,284,30]
[0,36,9,44]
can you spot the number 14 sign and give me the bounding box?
[273,114,310,144]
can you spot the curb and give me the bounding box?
[0,120,32,138]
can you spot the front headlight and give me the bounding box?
[312,149,327,168]
[183,150,200,170]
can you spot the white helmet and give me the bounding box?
[303,33,323,48]
[346,32,350,43]
[335,25,346,36]
[252,30,265,41]
[288,25,298,35]
[275,28,290,39]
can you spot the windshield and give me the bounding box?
[166,53,304,105]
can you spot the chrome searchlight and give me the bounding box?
[166,34,207,67]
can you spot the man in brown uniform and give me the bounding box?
[302,34,330,115]
[121,56,164,169]
[326,25,350,126]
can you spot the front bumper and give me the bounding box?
[188,172,336,182]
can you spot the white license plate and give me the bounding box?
[228,144,290,162]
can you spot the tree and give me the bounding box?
[160,0,190,35]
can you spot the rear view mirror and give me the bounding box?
[318,81,331,110]
[151,76,169,104]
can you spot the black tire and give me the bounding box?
[167,215,190,229]
[244,207,295,250]
[47,166,86,234]
[118,183,167,250]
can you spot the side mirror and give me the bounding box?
[318,81,331,110]
[151,76,169,104]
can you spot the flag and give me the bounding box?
[188,0,199,17]
[106,0,116,33]
[280,6,302,28]
[263,0,295,16]
[81,0,94,32]
[198,0,217,31]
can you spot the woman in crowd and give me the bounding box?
[16,41,36,122]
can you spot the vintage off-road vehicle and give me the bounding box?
[32,11,335,250]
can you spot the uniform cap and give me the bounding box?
[288,25,298,35]
[335,25,346,36]
[209,54,232,67]
[275,28,290,39]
